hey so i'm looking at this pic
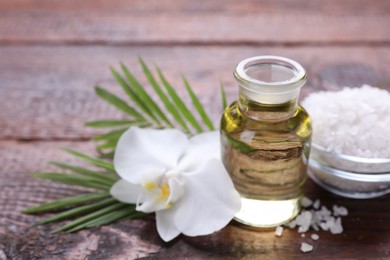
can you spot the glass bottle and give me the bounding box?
[220,56,312,228]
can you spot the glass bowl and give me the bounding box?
[308,144,390,199]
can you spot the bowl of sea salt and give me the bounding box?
[302,85,390,199]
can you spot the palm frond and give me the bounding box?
[37,198,118,226]
[25,58,221,233]
[88,59,218,155]
[182,75,214,131]
[111,67,158,123]
[220,82,228,110]
[95,86,145,121]
[63,148,116,173]
[24,149,147,231]
[124,60,172,127]
[85,120,139,128]
[24,192,110,214]
[156,66,203,133]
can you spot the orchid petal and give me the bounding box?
[137,176,184,213]
[136,195,167,213]
[178,131,220,172]
[110,179,143,204]
[167,177,184,205]
[174,158,241,236]
[156,209,181,242]
[114,127,189,183]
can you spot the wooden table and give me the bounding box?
[1,1,389,259]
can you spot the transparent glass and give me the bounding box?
[309,143,390,199]
[221,56,312,228]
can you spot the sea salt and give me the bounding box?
[333,205,348,216]
[313,199,321,209]
[330,217,343,234]
[311,234,319,240]
[295,211,312,233]
[302,85,390,158]
[300,197,313,208]
[300,242,313,253]
[283,197,348,253]
[275,226,284,237]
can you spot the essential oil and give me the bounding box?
[221,56,312,228]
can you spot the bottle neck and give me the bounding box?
[238,90,299,121]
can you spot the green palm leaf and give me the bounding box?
[37,198,117,225]
[95,86,145,121]
[24,192,110,214]
[182,76,214,131]
[63,148,116,173]
[53,201,129,232]
[25,58,221,234]
[122,61,172,128]
[85,120,139,128]
[111,67,158,123]
[156,66,203,133]
[220,83,228,110]
[89,59,216,155]
[49,161,117,183]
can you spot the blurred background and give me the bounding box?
[0,0,389,258]
[0,0,389,140]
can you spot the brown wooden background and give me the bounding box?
[0,1,389,259]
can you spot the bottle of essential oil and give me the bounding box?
[221,56,312,228]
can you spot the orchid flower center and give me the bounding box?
[138,170,183,212]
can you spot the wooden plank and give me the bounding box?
[0,140,99,229]
[1,0,389,14]
[0,0,389,44]
[0,46,389,140]
[0,140,389,258]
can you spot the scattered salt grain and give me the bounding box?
[288,219,297,229]
[311,234,319,240]
[296,211,312,233]
[315,206,332,221]
[275,226,284,237]
[300,242,313,253]
[302,85,390,158]
[319,216,335,231]
[285,197,347,253]
[313,199,321,209]
[311,222,320,231]
[333,205,348,216]
[300,196,313,208]
[330,217,343,234]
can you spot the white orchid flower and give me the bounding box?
[110,127,241,242]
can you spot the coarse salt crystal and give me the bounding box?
[295,211,312,231]
[301,196,313,208]
[275,226,284,237]
[316,206,332,221]
[311,234,319,240]
[313,199,321,209]
[302,85,390,158]
[333,205,348,216]
[330,217,343,234]
[284,197,347,253]
[311,222,320,231]
[288,219,297,229]
[320,222,330,231]
[300,242,313,253]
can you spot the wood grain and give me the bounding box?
[0,141,389,259]
[1,0,390,258]
[1,0,389,14]
[0,0,389,45]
